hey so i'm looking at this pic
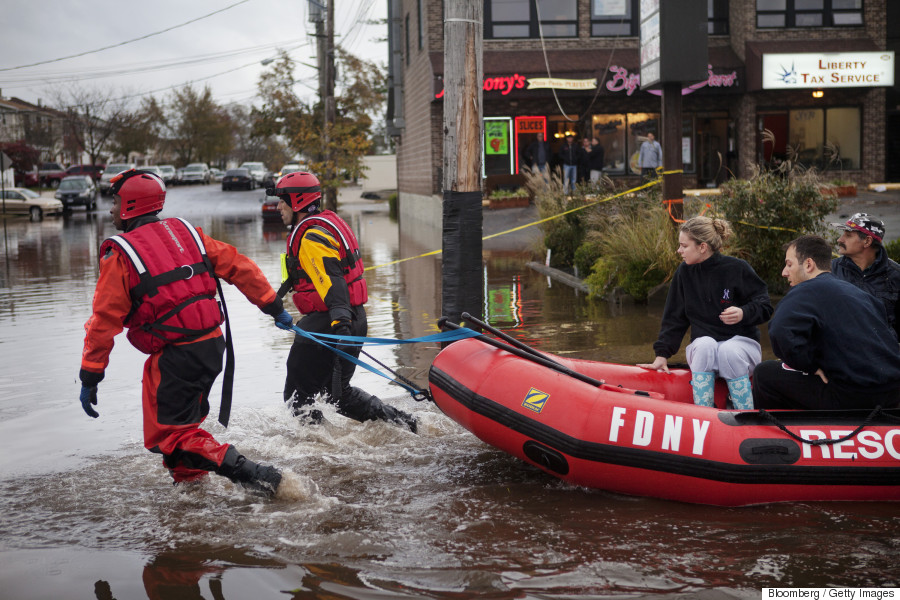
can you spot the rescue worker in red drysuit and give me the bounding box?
[79,169,292,497]
[274,171,417,431]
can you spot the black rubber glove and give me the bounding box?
[332,322,354,356]
[80,385,99,418]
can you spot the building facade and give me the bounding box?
[387,0,898,227]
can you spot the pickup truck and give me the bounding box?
[38,162,67,188]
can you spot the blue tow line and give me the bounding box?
[276,323,481,399]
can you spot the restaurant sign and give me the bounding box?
[433,66,738,99]
[762,51,895,89]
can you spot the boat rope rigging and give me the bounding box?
[757,406,900,446]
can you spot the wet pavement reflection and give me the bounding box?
[1,185,897,598]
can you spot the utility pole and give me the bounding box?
[310,0,337,212]
[441,0,484,328]
[324,0,337,212]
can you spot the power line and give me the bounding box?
[0,39,308,87]
[0,0,252,73]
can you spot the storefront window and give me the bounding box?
[486,0,577,39]
[589,113,661,175]
[825,107,861,171]
[789,109,824,166]
[628,113,661,175]
[591,114,627,173]
[784,107,861,170]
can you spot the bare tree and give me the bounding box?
[51,85,132,165]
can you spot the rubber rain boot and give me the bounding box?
[216,446,282,498]
[726,375,754,410]
[690,371,716,407]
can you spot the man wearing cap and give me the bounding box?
[831,212,900,340]
[752,235,900,410]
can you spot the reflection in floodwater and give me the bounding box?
[1,188,898,598]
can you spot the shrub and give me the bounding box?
[489,187,528,200]
[574,240,603,278]
[885,238,900,263]
[714,167,838,294]
[581,191,681,302]
[529,167,589,268]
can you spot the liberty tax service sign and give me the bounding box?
[762,51,895,89]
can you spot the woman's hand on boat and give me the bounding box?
[815,368,829,384]
[637,356,670,373]
[719,306,744,325]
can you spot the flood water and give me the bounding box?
[1,185,898,599]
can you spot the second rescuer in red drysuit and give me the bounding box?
[273,171,417,431]
[79,169,294,497]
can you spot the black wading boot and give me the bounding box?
[216,446,282,498]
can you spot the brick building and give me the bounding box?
[387,0,898,228]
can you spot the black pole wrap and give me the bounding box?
[441,190,484,329]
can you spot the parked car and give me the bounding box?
[99,163,136,195]
[65,164,105,182]
[239,162,267,185]
[139,165,164,180]
[158,165,177,185]
[277,163,303,178]
[261,195,282,222]
[210,167,224,182]
[55,176,98,210]
[14,169,39,187]
[261,171,278,189]
[181,163,211,184]
[1,187,64,219]
[221,168,254,191]
[38,162,67,188]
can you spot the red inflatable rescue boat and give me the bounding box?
[429,327,900,506]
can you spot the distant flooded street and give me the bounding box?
[1,184,898,599]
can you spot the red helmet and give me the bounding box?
[110,169,166,219]
[272,171,321,212]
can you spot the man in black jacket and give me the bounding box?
[558,135,584,194]
[753,235,900,410]
[830,213,900,340]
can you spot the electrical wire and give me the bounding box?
[532,0,626,127]
[0,0,252,72]
[0,39,309,87]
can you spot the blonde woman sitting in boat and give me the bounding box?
[638,216,773,409]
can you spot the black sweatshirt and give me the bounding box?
[653,252,774,359]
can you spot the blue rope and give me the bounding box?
[276,324,481,398]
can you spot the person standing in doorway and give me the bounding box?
[638,132,663,183]
[558,135,584,194]
[588,137,606,183]
[524,132,551,176]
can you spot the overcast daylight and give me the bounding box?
[0,0,388,107]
